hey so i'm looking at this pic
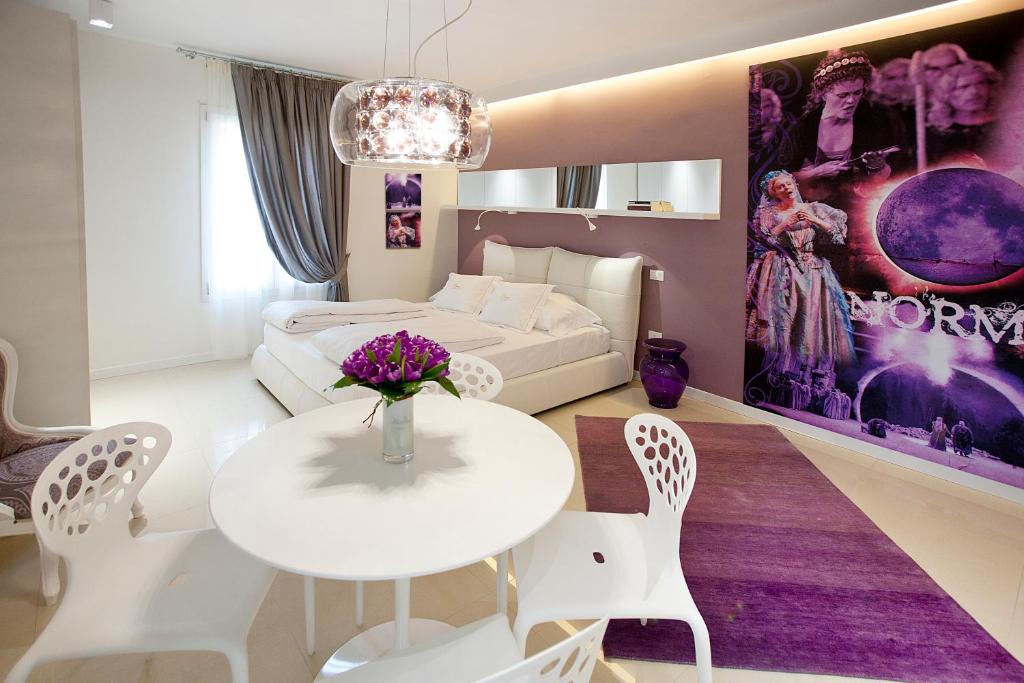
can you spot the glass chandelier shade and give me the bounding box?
[329,78,491,170]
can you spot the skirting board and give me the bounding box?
[89,352,216,380]
[678,383,1024,505]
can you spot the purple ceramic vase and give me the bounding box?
[640,338,690,409]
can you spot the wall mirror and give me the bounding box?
[457,159,722,218]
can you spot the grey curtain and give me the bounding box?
[231,64,350,301]
[556,165,602,209]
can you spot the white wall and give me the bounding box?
[0,1,91,426]
[78,31,212,376]
[346,168,459,302]
[78,32,459,376]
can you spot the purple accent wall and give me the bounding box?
[455,1,1017,402]
[457,210,747,400]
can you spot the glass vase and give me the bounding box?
[382,397,414,464]
[639,338,690,409]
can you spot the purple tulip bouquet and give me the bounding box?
[329,330,461,405]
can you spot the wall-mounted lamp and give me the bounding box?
[472,208,595,231]
[577,209,598,231]
[473,209,516,231]
[88,0,114,28]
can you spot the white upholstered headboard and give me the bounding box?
[482,241,643,378]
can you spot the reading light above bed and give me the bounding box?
[329,0,492,170]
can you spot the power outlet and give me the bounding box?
[648,330,663,339]
[649,269,664,282]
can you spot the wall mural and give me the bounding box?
[385,172,422,249]
[746,9,1024,489]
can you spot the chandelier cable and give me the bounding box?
[382,0,391,78]
[412,0,472,78]
[442,0,451,82]
[407,0,412,76]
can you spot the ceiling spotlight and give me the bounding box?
[88,0,113,29]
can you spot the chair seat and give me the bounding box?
[325,614,522,683]
[512,510,698,624]
[0,438,78,520]
[41,527,276,655]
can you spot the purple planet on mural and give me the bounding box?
[875,168,1024,285]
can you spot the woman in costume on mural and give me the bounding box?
[781,49,903,201]
[745,170,857,383]
[924,59,1001,165]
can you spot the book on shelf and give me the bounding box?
[627,200,674,212]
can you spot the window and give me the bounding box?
[199,104,321,301]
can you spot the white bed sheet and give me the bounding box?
[262,308,610,402]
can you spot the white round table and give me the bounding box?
[209,395,574,680]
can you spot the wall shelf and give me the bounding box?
[444,205,720,221]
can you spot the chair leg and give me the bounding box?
[304,576,315,656]
[496,552,509,615]
[511,617,533,656]
[355,581,364,627]
[6,648,39,683]
[688,614,713,683]
[225,644,250,683]
[37,536,59,606]
[131,500,145,519]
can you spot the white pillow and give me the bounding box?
[478,281,554,333]
[431,274,501,315]
[481,241,553,283]
[535,292,602,337]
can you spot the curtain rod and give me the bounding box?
[176,46,356,83]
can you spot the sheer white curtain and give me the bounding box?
[201,61,324,359]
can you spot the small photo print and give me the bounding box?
[385,211,421,249]
[385,173,422,249]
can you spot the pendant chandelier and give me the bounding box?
[329,0,491,170]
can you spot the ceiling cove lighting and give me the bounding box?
[330,0,491,170]
[88,0,113,29]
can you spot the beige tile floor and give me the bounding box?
[1,359,1022,682]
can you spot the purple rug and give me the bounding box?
[576,416,1024,682]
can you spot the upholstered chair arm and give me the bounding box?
[1,338,93,460]
[11,423,95,439]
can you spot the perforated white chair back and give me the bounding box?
[625,413,697,577]
[32,422,171,557]
[419,352,503,401]
[481,618,608,683]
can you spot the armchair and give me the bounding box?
[0,337,92,604]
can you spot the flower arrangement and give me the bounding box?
[329,330,460,405]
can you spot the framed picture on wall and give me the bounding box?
[385,173,422,249]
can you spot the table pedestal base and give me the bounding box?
[314,618,455,681]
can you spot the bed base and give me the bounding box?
[251,344,628,416]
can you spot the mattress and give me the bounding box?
[262,309,611,403]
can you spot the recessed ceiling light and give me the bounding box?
[88,0,113,29]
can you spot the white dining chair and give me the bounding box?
[304,353,506,656]
[510,413,712,683]
[6,422,277,683]
[324,614,607,682]
[417,352,503,400]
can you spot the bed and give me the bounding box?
[252,244,643,415]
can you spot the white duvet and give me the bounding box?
[311,315,504,365]
[262,299,427,333]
